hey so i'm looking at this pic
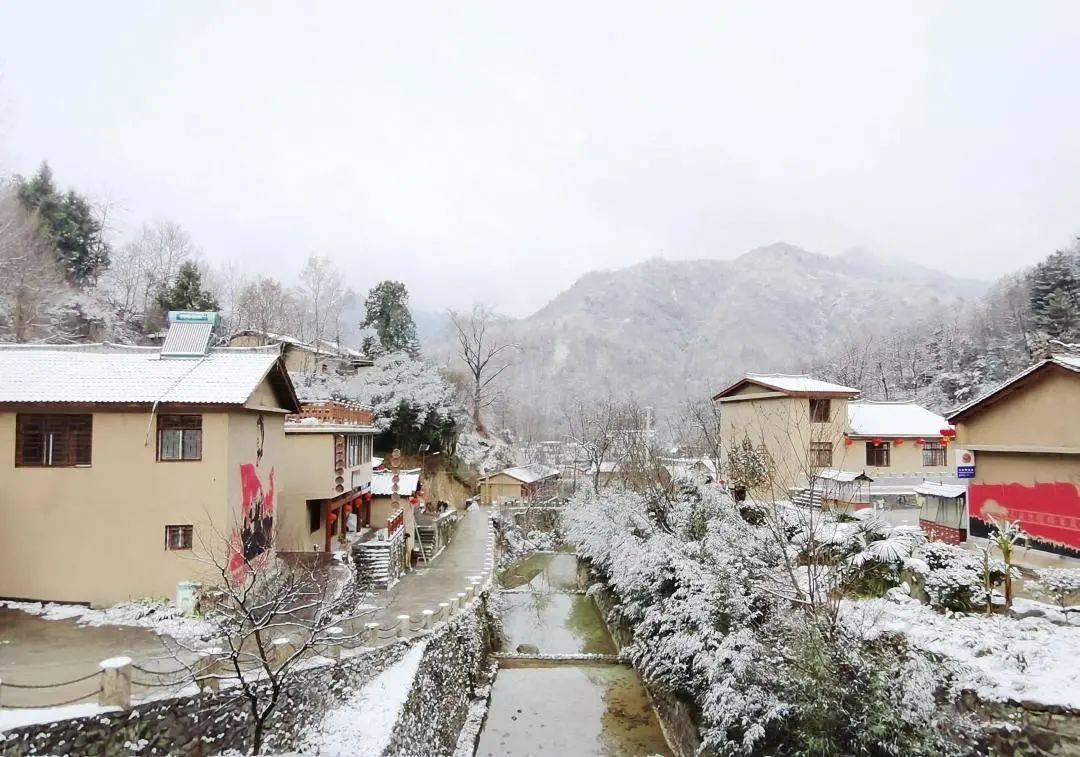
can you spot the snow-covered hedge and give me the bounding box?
[1031,568,1080,610]
[567,482,963,755]
[906,541,1008,612]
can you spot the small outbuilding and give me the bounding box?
[914,481,967,544]
[479,464,560,505]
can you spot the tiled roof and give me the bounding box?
[0,343,286,406]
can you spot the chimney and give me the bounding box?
[160,311,220,358]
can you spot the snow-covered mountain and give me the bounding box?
[474,243,988,427]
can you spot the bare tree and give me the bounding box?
[296,255,346,350]
[179,535,373,755]
[564,397,630,494]
[102,220,195,326]
[0,191,70,342]
[448,304,517,433]
[233,276,298,338]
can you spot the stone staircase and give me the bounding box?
[353,529,405,589]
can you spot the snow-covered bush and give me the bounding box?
[1031,568,1080,609]
[567,482,959,755]
[908,541,1007,612]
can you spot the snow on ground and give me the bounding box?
[848,593,1080,709]
[302,642,426,756]
[0,703,122,734]
[0,599,215,644]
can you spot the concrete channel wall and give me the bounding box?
[579,560,706,757]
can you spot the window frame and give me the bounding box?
[922,440,947,467]
[15,414,93,468]
[809,398,831,424]
[809,441,833,468]
[865,441,891,467]
[157,415,203,462]
[346,434,362,467]
[165,524,194,550]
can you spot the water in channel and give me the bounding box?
[476,553,672,756]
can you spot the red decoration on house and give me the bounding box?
[328,511,337,524]
[872,438,883,446]
[409,496,419,506]
[844,436,854,446]
[895,439,905,446]
[344,503,353,514]
[915,438,925,446]
[940,436,950,445]
[939,428,956,437]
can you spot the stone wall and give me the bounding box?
[1,644,407,757]
[385,592,496,757]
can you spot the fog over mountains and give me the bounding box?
[427,243,989,432]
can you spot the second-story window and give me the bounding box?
[158,415,202,461]
[866,442,891,467]
[15,414,92,467]
[809,398,831,423]
[347,434,362,467]
[363,435,373,464]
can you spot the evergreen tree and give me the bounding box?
[155,261,219,312]
[16,162,110,285]
[1029,248,1079,338]
[360,280,419,354]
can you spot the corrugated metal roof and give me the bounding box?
[816,468,873,483]
[371,469,421,496]
[0,343,285,405]
[914,481,966,498]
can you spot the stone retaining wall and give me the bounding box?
[0,644,407,756]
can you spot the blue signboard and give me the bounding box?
[957,465,975,479]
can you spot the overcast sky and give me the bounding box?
[1,2,1079,316]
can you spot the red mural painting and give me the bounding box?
[228,463,276,578]
[969,482,1080,551]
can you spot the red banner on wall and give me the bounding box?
[969,482,1080,550]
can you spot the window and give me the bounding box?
[307,501,322,534]
[922,441,947,467]
[866,442,890,467]
[165,525,193,550]
[809,442,833,467]
[347,434,373,466]
[809,399,831,423]
[347,435,362,467]
[157,415,202,461]
[15,414,92,467]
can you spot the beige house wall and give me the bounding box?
[719,395,848,492]
[370,496,414,535]
[847,438,955,476]
[479,473,524,505]
[277,434,330,552]
[957,370,1080,450]
[971,451,1080,489]
[0,410,233,606]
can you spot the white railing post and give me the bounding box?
[99,656,132,708]
[325,626,344,659]
[422,609,435,629]
[396,614,411,638]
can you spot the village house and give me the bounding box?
[276,401,377,554]
[0,312,300,607]
[228,329,372,376]
[478,464,560,505]
[713,373,954,498]
[947,353,1080,557]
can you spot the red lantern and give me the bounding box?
[844,436,854,447]
[895,439,905,446]
[344,503,353,514]
[328,511,338,524]
[940,436,950,445]
[915,438,925,446]
[872,438,883,447]
[409,496,419,506]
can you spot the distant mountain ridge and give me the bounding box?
[468,243,989,430]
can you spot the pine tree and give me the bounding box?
[155,261,219,312]
[1029,248,1079,338]
[360,280,419,355]
[15,162,110,285]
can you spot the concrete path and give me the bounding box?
[347,505,495,641]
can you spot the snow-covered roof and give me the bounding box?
[372,456,384,469]
[0,343,298,409]
[230,330,371,363]
[371,469,421,496]
[497,464,560,484]
[847,400,951,437]
[816,468,873,483]
[714,373,859,399]
[948,353,1080,421]
[914,481,966,498]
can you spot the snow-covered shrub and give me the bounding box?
[566,481,961,754]
[908,542,1006,612]
[1030,568,1080,609]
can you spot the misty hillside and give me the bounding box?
[479,243,988,428]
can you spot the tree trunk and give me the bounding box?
[473,379,484,433]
